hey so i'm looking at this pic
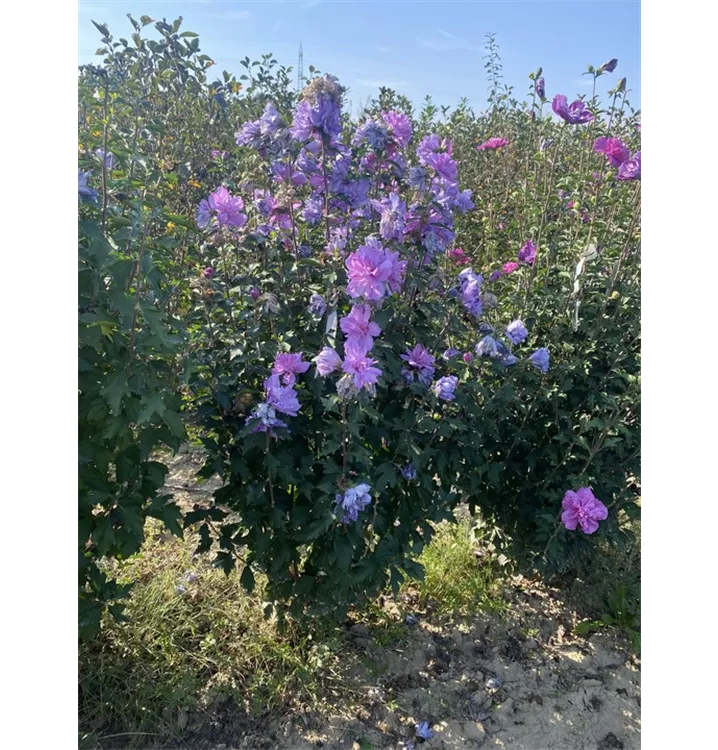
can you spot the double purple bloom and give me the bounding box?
[561,488,608,534]
[617,151,641,181]
[594,137,630,168]
[401,344,435,386]
[552,95,594,125]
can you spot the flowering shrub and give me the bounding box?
[79,18,640,630]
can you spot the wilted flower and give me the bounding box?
[245,402,287,436]
[528,347,550,373]
[495,340,518,366]
[535,76,545,99]
[598,58,618,74]
[552,95,595,125]
[518,240,537,265]
[308,293,327,317]
[594,137,630,168]
[477,136,509,151]
[505,320,529,345]
[476,336,499,359]
[617,151,641,181]
[561,487,608,534]
[176,584,187,595]
[539,137,554,151]
[334,483,372,524]
[433,375,458,402]
[314,347,342,376]
[416,722,433,740]
[272,352,311,386]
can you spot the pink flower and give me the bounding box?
[477,137,509,151]
[561,488,608,534]
[340,304,381,354]
[313,347,342,376]
[342,344,382,392]
[264,375,300,417]
[272,352,311,386]
[448,247,471,266]
[502,261,519,274]
[345,239,394,301]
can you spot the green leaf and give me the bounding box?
[101,371,129,415]
[137,393,166,425]
[240,565,255,593]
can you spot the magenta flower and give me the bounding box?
[617,151,641,181]
[594,137,630,168]
[448,247,471,266]
[552,95,594,125]
[345,239,394,302]
[265,375,301,417]
[381,111,413,148]
[502,261,520,274]
[463,352,473,364]
[561,488,608,534]
[477,137,509,151]
[272,352,311,386]
[342,344,382,392]
[203,266,215,279]
[314,347,342,376]
[340,304,381,354]
[518,240,537,265]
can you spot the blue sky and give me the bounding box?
[78,1,640,116]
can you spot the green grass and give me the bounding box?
[79,515,507,748]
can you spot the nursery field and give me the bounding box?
[79,15,640,749]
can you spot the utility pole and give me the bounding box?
[297,42,303,91]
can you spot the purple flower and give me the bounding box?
[477,137,509,151]
[250,287,261,301]
[314,347,342,376]
[196,186,247,229]
[598,58,618,74]
[462,352,473,364]
[245,402,288,436]
[372,193,406,241]
[535,77,545,99]
[433,375,458,402]
[302,194,323,225]
[528,347,550,373]
[342,345,382,393]
[594,137,630,168]
[334,483,372,524]
[345,239,405,302]
[416,722,433,740]
[340,304,382,354]
[203,266,215,279]
[518,240,537,265]
[502,261,519,274]
[401,344,436,386]
[235,119,262,147]
[552,95,595,125]
[290,92,342,142]
[308,293,327,317]
[408,167,428,191]
[489,270,502,282]
[495,340,518,366]
[561,487,608,534]
[265,374,301,416]
[401,463,417,481]
[505,320,529,345]
[272,352,311,386]
[443,347,461,360]
[259,102,281,136]
[381,110,413,148]
[617,151,641,181]
[424,151,458,184]
[78,169,98,203]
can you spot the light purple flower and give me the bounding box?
[381,110,413,148]
[416,722,433,740]
[78,169,97,203]
[594,137,630,168]
[265,374,301,416]
[314,347,343,376]
[518,240,537,265]
[372,193,406,241]
[401,344,435,386]
[401,463,417,481]
[245,402,288,436]
[302,194,323,225]
[259,102,281,136]
[340,304,382,354]
[308,293,327,317]
[235,119,262,147]
[505,320,529,345]
[272,352,311,386]
[342,344,382,392]
[433,375,458,402]
[617,151,641,181]
[476,336,499,359]
[196,186,247,229]
[346,239,402,302]
[528,347,550,373]
[443,347,461,360]
[408,167,428,191]
[95,148,114,169]
[477,137,509,151]
[424,151,458,184]
[334,483,372,524]
[290,94,342,142]
[552,95,595,125]
[561,487,608,534]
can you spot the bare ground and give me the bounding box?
[142,446,641,750]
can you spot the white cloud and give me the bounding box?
[417,29,480,53]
